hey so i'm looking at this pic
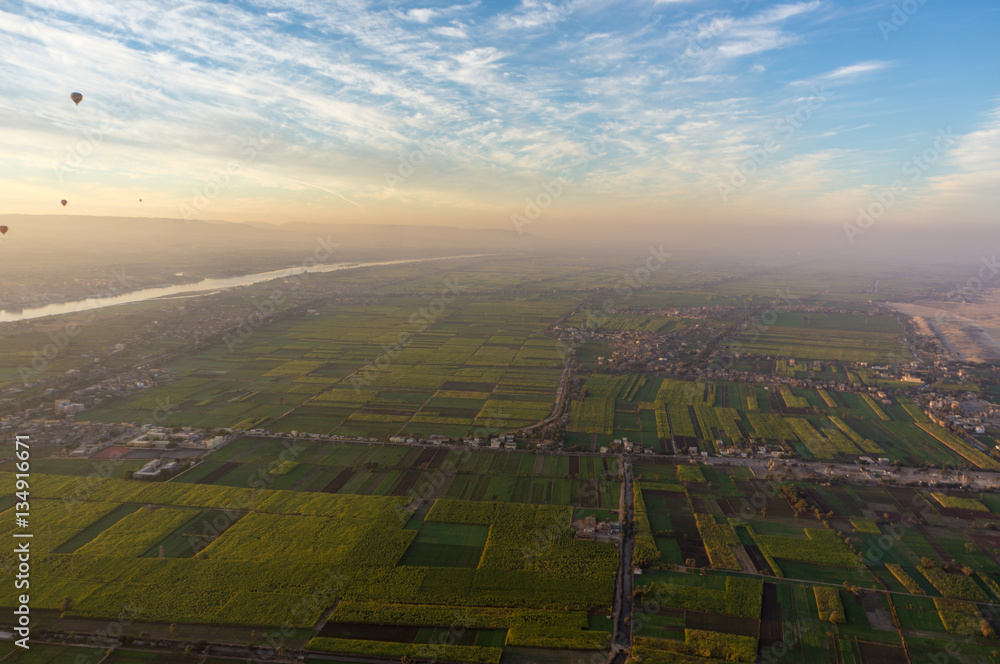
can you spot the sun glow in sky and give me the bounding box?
[1,0,998,235]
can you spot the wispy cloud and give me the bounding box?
[0,0,995,230]
[824,60,895,79]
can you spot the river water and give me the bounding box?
[1,255,480,323]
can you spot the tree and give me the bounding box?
[169,623,177,637]
[60,597,72,614]
[685,558,697,570]
[920,557,936,569]
[961,565,974,577]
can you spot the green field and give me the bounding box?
[7,253,1000,662]
[172,439,621,509]
[82,295,576,437]
[566,375,983,467]
[0,472,618,640]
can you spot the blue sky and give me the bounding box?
[1,0,998,236]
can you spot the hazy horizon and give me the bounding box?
[2,1,999,241]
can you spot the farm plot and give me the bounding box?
[721,312,906,362]
[177,440,620,508]
[0,472,618,632]
[53,503,143,554]
[140,509,245,558]
[398,522,490,568]
[83,298,572,438]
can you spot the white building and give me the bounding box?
[133,458,181,480]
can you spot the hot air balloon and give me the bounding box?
[0,226,8,236]
[71,92,83,105]
[61,200,68,206]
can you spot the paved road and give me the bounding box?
[610,456,635,658]
[698,455,1000,491]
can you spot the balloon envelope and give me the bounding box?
[61,200,68,206]
[71,92,83,105]
[0,225,8,236]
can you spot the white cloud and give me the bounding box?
[752,1,823,25]
[824,60,894,79]
[432,24,469,39]
[915,104,1000,221]
[494,0,585,30]
[405,8,438,23]
[0,0,983,226]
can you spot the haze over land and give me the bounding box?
[5,2,1000,663]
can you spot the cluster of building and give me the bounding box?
[920,395,999,436]
[571,514,622,541]
[0,418,128,452]
[2,367,169,425]
[598,437,651,455]
[69,426,232,458]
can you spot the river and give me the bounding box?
[1,254,483,323]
